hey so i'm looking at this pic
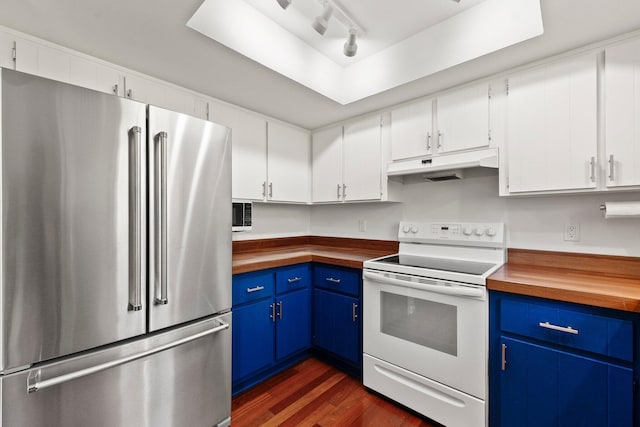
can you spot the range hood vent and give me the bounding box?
[387,148,498,178]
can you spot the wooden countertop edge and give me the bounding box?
[488,264,640,312]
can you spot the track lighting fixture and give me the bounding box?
[312,2,334,35]
[343,28,358,57]
[276,0,292,10]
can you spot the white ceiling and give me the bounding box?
[0,1,640,129]
[187,0,543,104]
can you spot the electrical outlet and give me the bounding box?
[563,224,580,241]
[358,219,367,232]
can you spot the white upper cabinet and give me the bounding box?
[391,83,489,162]
[605,38,640,188]
[435,82,490,154]
[506,52,598,193]
[0,32,14,69]
[312,126,343,203]
[267,121,310,203]
[391,98,434,160]
[343,115,382,201]
[15,38,121,96]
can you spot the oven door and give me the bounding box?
[363,269,487,400]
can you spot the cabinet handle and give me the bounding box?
[426,132,432,151]
[352,303,358,322]
[287,277,302,284]
[126,89,133,99]
[262,181,267,198]
[539,321,579,335]
[277,301,283,320]
[589,157,595,183]
[337,184,341,200]
[437,131,443,150]
[269,182,273,199]
[501,344,507,371]
[608,154,615,181]
[325,277,341,284]
[246,285,265,293]
[342,184,347,200]
[112,84,119,95]
[269,303,276,322]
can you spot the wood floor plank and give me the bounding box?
[231,357,436,427]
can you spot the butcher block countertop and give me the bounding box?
[487,249,640,312]
[232,236,398,275]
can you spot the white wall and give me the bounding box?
[232,203,311,241]
[308,172,640,256]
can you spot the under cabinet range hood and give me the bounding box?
[387,148,498,179]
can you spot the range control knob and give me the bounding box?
[462,227,473,236]
[486,227,497,237]
[474,228,484,236]
[402,225,411,233]
[410,226,419,234]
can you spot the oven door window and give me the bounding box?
[380,291,457,356]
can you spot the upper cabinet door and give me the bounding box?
[312,126,343,203]
[506,53,598,193]
[267,121,310,203]
[605,39,640,188]
[343,116,382,201]
[435,82,490,154]
[231,109,268,200]
[391,98,434,161]
[0,32,14,69]
[15,38,121,96]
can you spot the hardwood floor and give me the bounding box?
[231,357,437,426]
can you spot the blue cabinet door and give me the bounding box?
[232,299,275,382]
[313,288,359,364]
[500,336,633,427]
[276,288,311,360]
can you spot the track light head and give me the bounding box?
[276,0,292,10]
[343,28,358,57]
[312,2,334,36]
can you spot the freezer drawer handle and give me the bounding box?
[538,321,579,335]
[128,126,144,312]
[26,319,230,394]
[154,131,168,305]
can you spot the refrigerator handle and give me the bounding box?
[26,319,230,393]
[154,131,168,305]
[128,126,144,312]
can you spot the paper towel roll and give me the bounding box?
[603,201,640,219]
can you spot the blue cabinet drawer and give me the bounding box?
[232,270,275,305]
[313,265,360,297]
[276,264,310,295]
[500,298,633,362]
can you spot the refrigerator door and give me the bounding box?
[0,70,147,372]
[148,106,231,332]
[1,314,232,427]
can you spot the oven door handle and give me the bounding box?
[363,271,485,299]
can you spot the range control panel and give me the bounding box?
[398,221,505,247]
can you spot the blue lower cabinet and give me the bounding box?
[232,264,311,394]
[232,299,275,381]
[313,288,359,364]
[490,291,637,427]
[276,288,311,360]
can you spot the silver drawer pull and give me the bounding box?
[539,321,579,335]
[326,277,341,284]
[246,286,265,293]
[287,277,302,284]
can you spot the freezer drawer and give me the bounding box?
[0,314,231,427]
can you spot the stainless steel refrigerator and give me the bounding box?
[0,69,232,427]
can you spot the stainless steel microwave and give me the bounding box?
[232,201,252,232]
